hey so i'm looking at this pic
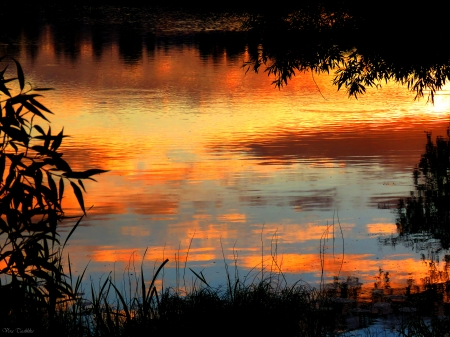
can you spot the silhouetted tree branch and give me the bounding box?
[243,2,450,103]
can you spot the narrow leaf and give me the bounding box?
[22,101,49,122]
[5,101,15,118]
[4,125,29,144]
[63,169,109,179]
[82,169,109,176]
[32,87,55,91]
[51,128,63,151]
[12,58,24,91]
[34,125,46,135]
[8,93,41,104]
[0,69,11,97]
[141,264,148,315]
[9,141,18,153]
[70,181,85,214]
[109,281,132,323]
[146,258,169,303]
[53,157,72,173]
[59,177,64,205]
[31,145,54,156]
[63,215,84,249]
[189,268,210,287]
[46,171,57,203]
[29,97,53,113]
[44,126,51,150]
[78,179,86,192]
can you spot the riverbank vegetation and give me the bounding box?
[2,247,450,336]
[0,56,107,332]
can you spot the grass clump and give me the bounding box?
[6,251,450,337]
[153,278,335,336]
[45,260,341,337]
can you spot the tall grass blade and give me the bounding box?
[146,258,169,304]
[110,280,131,323]
[68,253,73,290]
[189,268,210,288]
[63,214,84,249]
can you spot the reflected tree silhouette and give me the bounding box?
[0,4,249,66]
[243,2,450,102]
[2,2,450,98]
[391,130,450,253]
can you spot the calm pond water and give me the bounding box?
[1,6,449,293]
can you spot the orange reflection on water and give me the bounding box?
[237,252,436,288]
[216,213,247,223]
[367,223,397,235]
[90,246,216,263]
[163,221,241,240]
[251,223,355,243]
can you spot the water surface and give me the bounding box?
[1,8,449,292]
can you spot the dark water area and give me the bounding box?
[0,4,249,65]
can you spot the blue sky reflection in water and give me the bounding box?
[2,9,450,293]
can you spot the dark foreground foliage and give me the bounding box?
[0,56,107,332]
[4,258,449,337]
[83,275,339,337]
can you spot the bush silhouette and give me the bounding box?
[0,55,107,329]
